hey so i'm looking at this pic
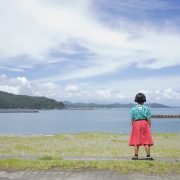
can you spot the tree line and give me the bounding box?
[0,91,65,109]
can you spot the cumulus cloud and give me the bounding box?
[1,74,180,105]
[95,89,126,99]
[162,88,180,100]
[0,74,32,94]
[65,85,79,93]
[33,82,60,98]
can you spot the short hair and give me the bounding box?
[135,93,146,104]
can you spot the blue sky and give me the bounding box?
[0,0,180,105]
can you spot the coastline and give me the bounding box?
[0,109,39,113]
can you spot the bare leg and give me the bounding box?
[132,146,139,160]
[134,145,139,156]
[145,145,154,160]
[145,145,150,156]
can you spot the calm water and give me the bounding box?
[0,108,180,135]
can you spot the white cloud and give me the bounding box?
[105,75,180,92]
[162,88,180,99]
[0,75,32,95]
[0,0,92,62]
[134,30,180,69]
[95,89,126,99]
[33,82,62,100]
[0,0,180,82]
[0,74,63,100]
[0,1,180,106]
[0,74,180,105]
[65,85,79,93]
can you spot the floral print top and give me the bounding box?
[130,104,152,120]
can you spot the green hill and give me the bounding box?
[64,102,170,108]
[0,91,65,109]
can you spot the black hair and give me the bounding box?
[135,93,146,104]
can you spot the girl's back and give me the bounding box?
[131,105,152,120]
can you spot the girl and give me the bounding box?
[129,93,154,160]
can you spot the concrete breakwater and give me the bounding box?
[152,115,180,118]
[0,109,39,113]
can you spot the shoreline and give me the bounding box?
[0,109,39,113]
[0,132,179,136]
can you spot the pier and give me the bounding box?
[0,109,39,113]
[152,115,180,118]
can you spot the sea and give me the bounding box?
[0,108,180,135]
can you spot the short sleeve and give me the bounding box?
[130,108,134,119]
[145,107,152,119]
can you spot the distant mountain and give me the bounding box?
[0,90,170,109]
[146,103,170,108]
[0,91,65,109]
[63,102,170,108]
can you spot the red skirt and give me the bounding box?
[129,120,153,146]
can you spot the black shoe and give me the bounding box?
[146,156,154,160]
[132,156,138,160]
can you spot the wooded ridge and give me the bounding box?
[0,91,65,109]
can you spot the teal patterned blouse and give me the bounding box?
[130,105,152,120]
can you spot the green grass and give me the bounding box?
[0,133,180,175]
[0,132,180,157]
[0,158,179,175]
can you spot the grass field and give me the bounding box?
[0,133,180,175]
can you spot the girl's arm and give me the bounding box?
[130,108,134,126]
[146,107,152,127]
[131,119,134,126]
[148,118,151,127]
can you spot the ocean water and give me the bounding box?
[0,108,180,135]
